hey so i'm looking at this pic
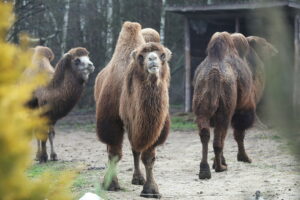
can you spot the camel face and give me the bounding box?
[144,51,162,74]
[73,56,95,81]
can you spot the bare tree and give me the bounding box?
[61,0,70,56]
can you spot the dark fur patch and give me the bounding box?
[231,109,255,131]
[153,115,170,147]
[97,117,124,146]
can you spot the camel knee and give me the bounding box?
[141,150,156,167]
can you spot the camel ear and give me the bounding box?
[164,47,172,62]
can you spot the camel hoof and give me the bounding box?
[199,162,211,179]
[237,153,252,163]
[50,153,58,161]
[140,182,161,199]
[39,153,48,163]
[212,156,227,169]
[103,178,121,191]
[215,164,227,172]
[132,173,145,185]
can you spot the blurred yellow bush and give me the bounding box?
[0,3,74,200]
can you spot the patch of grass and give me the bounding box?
[27,161,72,178]
[171,116,197,131]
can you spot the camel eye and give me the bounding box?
[74,58,81,65]
[138,55,144,63]
[160,53,166,60]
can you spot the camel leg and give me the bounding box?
[102,144,122,191]
[49,127,58,161]
[140,147,161,199]
[231,109,255,163]
[234,129,252,163]
[212,152,227,169]
[198,128,211,179]
[131,150,145,185]
[213,125,228,172]
[35,139,41,161]
[39,139,48,163]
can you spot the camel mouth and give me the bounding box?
[147,66,159,74]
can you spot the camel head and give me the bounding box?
[131,42,171,78]
[247,36,278,59]
[67,47,95,81]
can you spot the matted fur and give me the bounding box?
[94,22,145,146]
[29,46,93,163]
[120,42,171,152]
[246,36,278,103]
[141,28,160,43]
[193,32,255,179]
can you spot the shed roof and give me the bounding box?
[166,0,300,13]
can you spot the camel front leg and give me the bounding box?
[39,139,48,163]
[102,144,122,191]
[49,126,58,161]
[131,149,145,185]
[35,139,41,161]
[140,147,161,199]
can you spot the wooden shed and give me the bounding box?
[166,0,300,114]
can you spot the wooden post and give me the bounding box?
[235,17,240,33]
[293,14,300,116]
[184,17,191,112]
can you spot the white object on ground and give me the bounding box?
[79,192,102,200]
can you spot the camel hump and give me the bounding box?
[208,67,221,102]
[207,32,235,61]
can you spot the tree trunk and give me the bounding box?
[160,0,166,45]
[61,0,70,56]
[105,0,113,60]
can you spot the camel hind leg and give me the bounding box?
[197,117,211,179]
[232,109,255,163]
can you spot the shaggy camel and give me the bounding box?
[94,22,171,198]
[231,33,278,163]
[28,46,94,163]
[193,32,256,179]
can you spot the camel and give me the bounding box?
[193,32,256,179]
[230,33,278,163]
[27,46,94,163]
[94,22,171,198]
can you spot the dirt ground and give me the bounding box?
[34,110,300,200]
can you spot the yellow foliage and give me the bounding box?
[0,2,74,200]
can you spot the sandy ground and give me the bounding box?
[37,122,300,200]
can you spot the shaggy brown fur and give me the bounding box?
[193,32,255,179]
[141,28,160,43]
[29,46,94,163]
[95,22,171,198]
[246,36,278,103]
[231,34,278,165]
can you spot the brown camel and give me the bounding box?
[27,46,94,163]
[230,33,278,163]
[94,22,171,198]
[193,32,256,179]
